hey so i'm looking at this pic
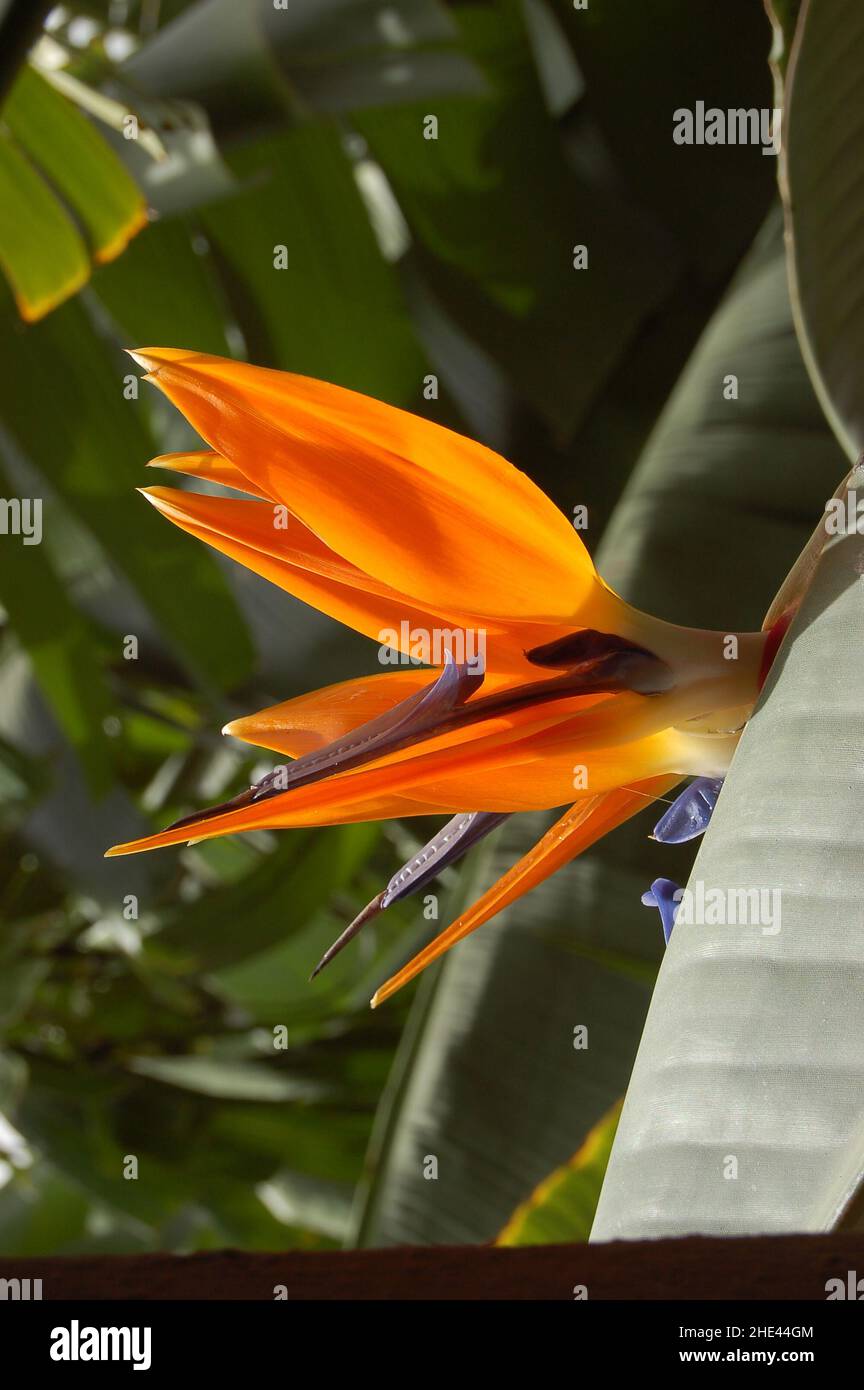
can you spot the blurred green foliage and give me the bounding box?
[0,0,783,1253]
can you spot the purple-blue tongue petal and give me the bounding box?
[381,811,509,907]
[310,809,509,980]
[651,776,724,844]
[168,656,485,837]
[641,877,683,944]
[253,653,483,802]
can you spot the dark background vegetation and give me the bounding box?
[0,0,814,1255]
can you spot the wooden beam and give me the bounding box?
[2,1233,863,1300]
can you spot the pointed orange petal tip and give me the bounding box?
[126,347,199,374]
[137,487,166,511]
[137,487,185,519]
[145,451,215,472]
[104,836,168,858]
[126,349,157,373]
[370,978,399,1008]
[146,454,193,471]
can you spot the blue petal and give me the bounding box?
[642,876,683,944]
[652,777,724,844]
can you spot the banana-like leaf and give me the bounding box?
[92,217,234,358]
[557,0,776,278]
[353,210,847,1247]
[155,823,380,973]
[356,0,678,438]
[781,0,864,459]
[200,125,429,403]
[497,1099,622,1247]
[0,65,145,320]
[119,0,485,128]
[592,485,864,1237]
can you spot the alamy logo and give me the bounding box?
[826,1270,864,1300]
[673,102,781,156]
[824,491,864,535]
[0,497,42,545]
[673,881,781,936]
[377,622,486,673]
[50,1320,152,1371]
[0,1276,42,1300]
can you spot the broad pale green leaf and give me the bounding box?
[497,1100,621,1246]
[592,505,864,1237]
[781,0,864,459]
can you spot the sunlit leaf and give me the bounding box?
[4,66,146,266]
[781,0,864,458]
[497,1100,621,1246]
[0,131,89,321]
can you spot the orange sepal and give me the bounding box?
[147,450,274,499]
[371,776,680,1006]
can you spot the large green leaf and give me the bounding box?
[353,210,847,1247]
[200,124,429,403]
[781,0,864,459]
[3,66,145,265]
[0,65,145,320]
[497,1099,621,1246]
[556,0,776,278]
[592,487,864,1237]
[0,130,89,321]
[92,217,234,358]
[120,0,484,130]
[155,823,380,972]
[356,0,677,438]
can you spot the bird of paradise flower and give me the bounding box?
[106,349,818,1006]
